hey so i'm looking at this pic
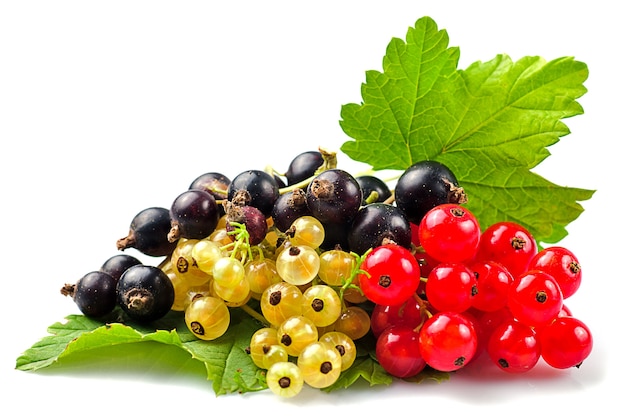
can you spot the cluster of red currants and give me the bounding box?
[364,202,592,378]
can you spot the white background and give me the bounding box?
[1,1,620,416]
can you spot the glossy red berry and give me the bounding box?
[358,243,421,306]
[418,203,480,263]
[418,311,478,372]
[508,270,563,328]
[539,316,593,369]
[469,260,514,312]
[527,246,582,299]
[475,221,538,278]
[487,319,541,373]
[376,325,427,378]
[425,262,477,313]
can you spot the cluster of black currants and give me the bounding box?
[61,254,175,323]
[62,149,465,325]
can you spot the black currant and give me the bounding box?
[227,169,280,218]
[284,150,324,185]
[394,160,467,225]
[188,171,231,216]
[356,175,392,205]
[348,203,412,255]
[116,265,175,323]
[100,254,142,283]
[271,189,312,233]
[61,271,117,318]
[225,203,268,246]
[168,189,220,242]
[306,169,362,225]
[319,220,351,252]
[117,207,178,257]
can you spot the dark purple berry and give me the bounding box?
[168,189,220,242]
[117,207,178,257]
[306,169,362,225]
[61,271,117,318]
[225,203,268,246]
[356,175,392,205]
[227,169,280,218]
[116,265,174,323]
[394,160,466,225]
[348,203,412,255]
[100,254,142,283]
[285,150,324,185]
[271,189,312,233]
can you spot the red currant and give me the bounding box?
[358,243,421,306]
[538,316,593,369]
[469,260,514,312]
[418,203,480,263]
[425,262,477,313]
[370,296,427,338]
[376,324,427,378]
[487,319,541,373]
[475,221,538,278]
[527,246,581,299]
[418,311,478,372]
[508,270,563,328]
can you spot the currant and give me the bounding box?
[394,160,466,225]
[260,282,304,327]
[318,331,357,371]
[168,189,220,242]
[508,270,563,328]
[116,265,175,323]
[418,311,478,372]
[266,361,304,398]
[224,204,268,246]
[297,341,342,388]
[418,203,480,263]
[347,203,412,256]
[277,315,319,357]
[306,168,362,225]
[301,285,342,327]
[212,256,246,288]
[425,262,477,313]
[358,243,421,306]
[376,324,426,378]
[99,254,142,283]
[249,327,280,368]
[284,150,324,185]
[538,316,593,369]
[61,271,117,318]
[527,246,582,299]
[184,295,230,341]
[370,296,426,338]
[188,171,231,204]
[285,215,325,249]
[475,221,538,278]
[244,257,282,296]
[261,344,290,369]
[212,276,250,306]
[332,305,371,340]
[271,188,312,233]
[227,169,280,218]
[355,174,392,205]
[318,249,355,286]
[275,245,320,286]
[116,206,177,257]
[468,260,513,313]
[487,319,541,373]
[191,238,223,275]
[171,238,212,286]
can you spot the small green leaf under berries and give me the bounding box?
[339,16,594,244]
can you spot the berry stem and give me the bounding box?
[239,303,271,327]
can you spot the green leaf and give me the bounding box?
[15,309,268,395]
[339,16,594,243]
